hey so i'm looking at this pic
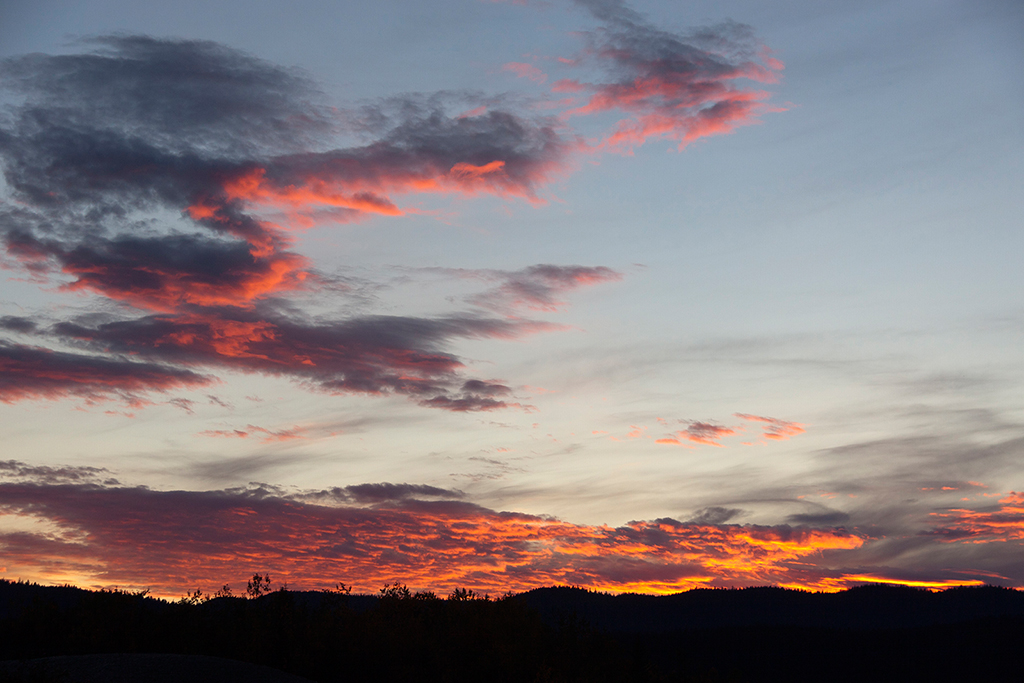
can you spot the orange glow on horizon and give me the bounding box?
[841,575,986,591]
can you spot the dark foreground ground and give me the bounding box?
[2,579,1023,682]
[0,653,313,683]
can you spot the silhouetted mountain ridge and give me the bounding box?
[513,583,1024,631]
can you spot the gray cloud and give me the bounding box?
[0,36,592,412]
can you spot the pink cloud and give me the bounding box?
[555,15,783,152]
[503,62,548,84]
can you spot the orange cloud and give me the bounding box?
[928,492,1024,543]
[658,421,735,447]
[0,481,862,598]
[735,414,806,441]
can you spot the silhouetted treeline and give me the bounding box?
[2,579,1023,682]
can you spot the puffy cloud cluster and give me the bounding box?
[0,0,782,411]
[0,37,611,411]
[560,0,784,151]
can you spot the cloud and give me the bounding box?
[687,506,743,525]
[198,429,250,439]
[0,316,37,334]
[0,38,574,306]
[198,424,305,443]
[786,511,852,526]
[0,341,212,404]
[0,13,775,412]
[503,62,548,84]
[559,2,783,151]
[0,35,334,157]
[419,394,525,412]
[46,310,550,410]
[0,37,599,413]
[0,477,862,596]
[927,492,1024,543]
[6,230,312,312]
[735,414,806,440]
[0,459,117,485]
[342,483,466,504]
[467,264,622,312]
[657,421,736,447]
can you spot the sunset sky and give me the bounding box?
[1,0,1022,598]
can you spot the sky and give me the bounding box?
[0,0,1022,598]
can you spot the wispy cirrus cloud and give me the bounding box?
[735,413,806,441]
[607,412,805,448]
[198,424,306,443]
[467,264,622,313]
[503,61,548,84]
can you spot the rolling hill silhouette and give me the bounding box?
[2,579,1021,682]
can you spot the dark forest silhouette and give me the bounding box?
[2,577,1022,682]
